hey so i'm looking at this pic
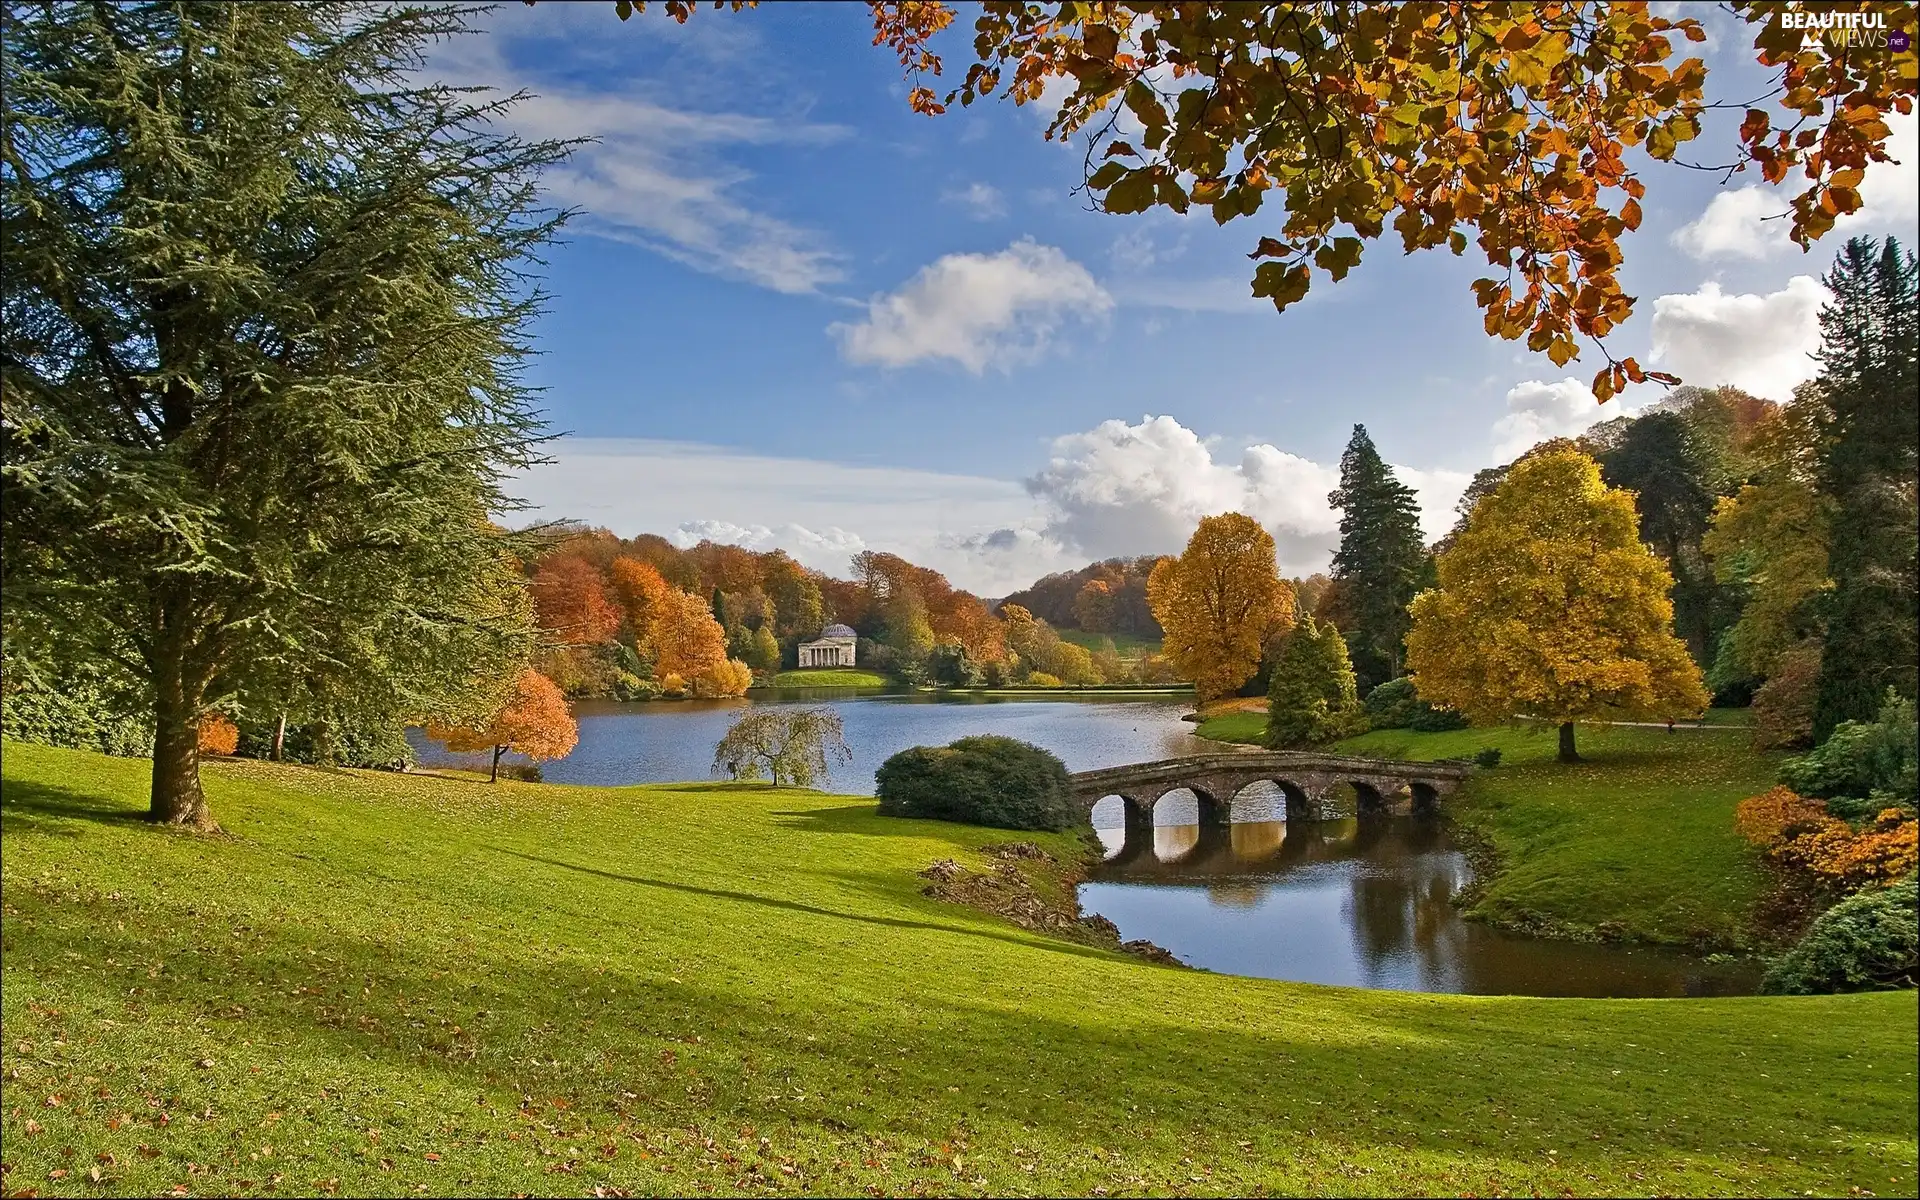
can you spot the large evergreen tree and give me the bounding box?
[1,3,568,828]
[1327,425,1428,690]
[1599,411,1720,664]
[1810,237,1919,740]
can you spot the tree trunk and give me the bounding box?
[149,660,216,830]
[271,712,287,762]
[1558,720,1580,763]
[490,744,504,783]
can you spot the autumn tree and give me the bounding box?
[1147,513,1294,702]
[428,668,578,783]
[0,4,561,828]
[609,557,671,650]
[650,589,729,680]
[1406,445,1708,762]
[711,706,852,788]
[1811,237,1919,739]
[532,556,622,646]
[1328,425,1428,689]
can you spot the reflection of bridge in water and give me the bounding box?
[1068,752,1474,858]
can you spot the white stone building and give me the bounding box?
[797,624,858,668]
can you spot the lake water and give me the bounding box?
[410,688,1212,793]
[412,690,1760,998]
[1080,807,1762,998]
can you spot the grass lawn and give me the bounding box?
[1331,722,1784,947]
[4,741,1914,1197]
[1057,629,1161,658]
[767,669,891,688]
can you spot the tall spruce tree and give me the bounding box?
[1327,425,1428,690]
[1811,236,1920,740]
[1,3,570,828]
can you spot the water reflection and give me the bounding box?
[1081,815,1760,998]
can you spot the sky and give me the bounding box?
[428,3,1919,596]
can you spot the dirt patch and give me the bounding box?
[918,844,1185,967]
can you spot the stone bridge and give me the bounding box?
[1068,752,1473,850]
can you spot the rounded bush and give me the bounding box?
[1762,874,1917,995]
[875,735,1075,832]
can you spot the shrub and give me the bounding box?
[1473,747,1503,768]
[875,736,1075,831]
[1362,676,1469,732]
[1779,692,1917,805]
[1762,874,1917,995]
[1735,787,1918,889]
[0,659,151,757]
[197,713,239,756]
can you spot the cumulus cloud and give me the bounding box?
[944,182,1007,220]
[1648,276,1825,400]
[1671,109,1918,260]
[1489,378,1652,460]
[830,240,1113,372]
[1008,415,1465,577]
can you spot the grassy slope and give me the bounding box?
[1058,629,1161,657]
[767,669,891,688]
[4,742,1915,1198]
[1335,723,1781,947]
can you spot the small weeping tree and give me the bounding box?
[1,2,571,828]
[712,707,852,789]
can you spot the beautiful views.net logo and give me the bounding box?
[1775,8,1906,51]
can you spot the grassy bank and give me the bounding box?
[4,742,1914,1197]
[1337,722,1781,947]
[766,668,891,688]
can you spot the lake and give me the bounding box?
[411,690,1760,998]
[1080,804,1761,998]
[410,688,1212,792]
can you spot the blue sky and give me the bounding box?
[431,3,1917,594]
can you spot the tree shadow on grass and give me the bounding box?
[0,775,148,838]
[487,846,1118,963]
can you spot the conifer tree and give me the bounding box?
[1327,426,1428,690]
[1811,237,1919,740]
[1,3,570,827]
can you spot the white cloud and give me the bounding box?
[944,182,1007,220]
[1014,415,1465,576]
[831,240,1113,372]
[1672,110,1918,261]
[1648,276,1825,400]
[1490,378,1647,460]
[426,24,846,294]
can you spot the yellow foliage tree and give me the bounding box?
[1406,445,1709,762]
[426,668,578,783]
[1146,513,1294,702]
[651,588,729,680]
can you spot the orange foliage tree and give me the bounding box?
[1147,513,1294,702]
[1736,787,1919,890]
[196,713,239,757]
[427,668,578,783]
[531,555,621,646]
[651,589,729,679]
[608,556,671,649]
[865,1,1916,401]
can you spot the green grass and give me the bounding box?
[1057,629,1161,658]
[1330,722,1784,947]
[767,669,891,688]
[1195,709,1267,745]
[4,741,1915,1197]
